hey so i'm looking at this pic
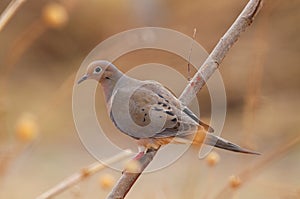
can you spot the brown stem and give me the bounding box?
[106,149,158,199]
[214,134,300,199]
[0,0,27,32]
[36,150,132,199]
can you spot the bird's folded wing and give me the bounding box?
[182,107,214,132]
[127,81,213,138]
[144,81,213,130]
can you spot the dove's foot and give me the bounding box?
[133,151,145,160]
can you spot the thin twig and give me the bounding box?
[187,28,197,81]
[214,134,300,199]
[36,150,132,199]
[107,0,263,199]
[179,0,263,106]
[0,0,27,32]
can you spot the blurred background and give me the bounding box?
[0,0,300,198]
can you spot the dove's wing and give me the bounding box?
[127,81,212,139]
[182,107,214,132]
[128,84,179,130]
[143,81,213,132]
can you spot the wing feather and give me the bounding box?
[127,81,212,139]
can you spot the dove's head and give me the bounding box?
[78,60,122,84]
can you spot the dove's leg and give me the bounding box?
[133,146,146,160]
[122,146,146,174]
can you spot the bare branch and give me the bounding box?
[0,0,27,33]
[107,1,264,198]
[214,134,300,199]
[36,150,132,199]
[179,0,263,105]
[106,149,158,199]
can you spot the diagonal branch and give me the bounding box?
[214,133,300,199]
[0,0,27,32]
[107,0,263,199]
[36,150,132,199]
[106,149,159,199]
[179,0,263,106]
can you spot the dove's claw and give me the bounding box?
[133,151,145,160]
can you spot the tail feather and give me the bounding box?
[204,133,260,155]
[176,127,260,155]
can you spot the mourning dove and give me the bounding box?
[78,60,259,157]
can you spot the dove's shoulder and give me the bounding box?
[140,81,181,105]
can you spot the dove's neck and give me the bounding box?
[100,65,129,103]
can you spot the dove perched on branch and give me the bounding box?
[78,60,259,157]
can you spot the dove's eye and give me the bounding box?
[94,67,102,74]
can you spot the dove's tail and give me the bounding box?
[185,128,260,155]
[203,133,260,155]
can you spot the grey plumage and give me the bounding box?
[78,60,260,155]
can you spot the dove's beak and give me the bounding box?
[77,75,88,84]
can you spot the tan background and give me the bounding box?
[0,0,299,198]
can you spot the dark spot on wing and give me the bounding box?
[157,94,164,98]
[167,107,171,110]
[158,102,162,105]
[174,123,180,129]
[171,118,177,122]
[143,118,146,122]
[162,103,168,107]
[165,99,169,103]
[165,111,174,116]
[141,108,145,111]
